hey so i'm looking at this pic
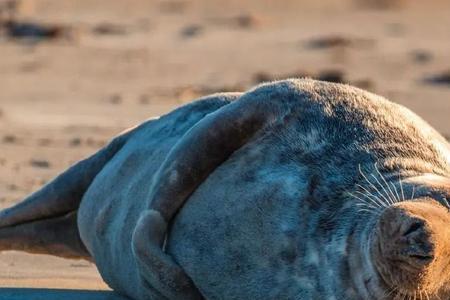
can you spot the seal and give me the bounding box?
[1,79,450,300]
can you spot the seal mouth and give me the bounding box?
[408,253,434,261]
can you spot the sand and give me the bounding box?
[1,0,450,298]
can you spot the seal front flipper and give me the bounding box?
[132,210,202,300]
[0,131,131,259]
[138,86,287,298]
[148,85,286,222]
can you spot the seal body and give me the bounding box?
[3,79,450,299]
[77,79,450,299]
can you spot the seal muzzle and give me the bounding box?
[372,198,450,297]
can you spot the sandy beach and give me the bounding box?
[1,0,450,298]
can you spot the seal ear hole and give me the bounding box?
[402,222,423,237]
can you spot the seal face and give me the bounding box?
[1,79,450,300]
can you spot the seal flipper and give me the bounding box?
[0,211,90,259]
[132,88,286,298]
[132,210,202,300]
[148,86,285,222]
[0,131,131,259]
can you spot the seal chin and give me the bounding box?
[371,198,450,298]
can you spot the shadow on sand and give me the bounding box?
[0,288,129,300]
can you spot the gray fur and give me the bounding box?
[2,79,450,299]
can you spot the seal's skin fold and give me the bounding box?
[2,79,450,299]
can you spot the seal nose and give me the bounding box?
[400,220,435,263]
[373,199,450,295]
[378,205,436,268]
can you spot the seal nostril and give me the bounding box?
[403,222,423,237]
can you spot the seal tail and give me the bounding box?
[0,130,132,259]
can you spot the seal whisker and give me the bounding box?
[411,186,416,200]
[349,192,384,214]
[356,184,389,207]
[370,173,395,206]
[353,202,380,214]
[354,188,378,200]
[385,285,398,299]
[351,198,383,216]
[355,207,373,211]
[395,289,409,300]
[354,202,379,210]
[399,175,405,202]
[358,165,392,207]
[353,190,384,208]
[374,163,399,205]
[355,184,387,208]
[434,293,442,300]
[357,206,374,212]
[357,208,375,215]
[390,182,401,203]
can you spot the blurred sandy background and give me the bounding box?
[0,0,450,296]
